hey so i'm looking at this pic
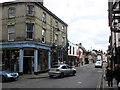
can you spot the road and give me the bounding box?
[2,63,104,88]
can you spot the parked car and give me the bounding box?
[48,64,76,78]
[0,65,19,82]
[95,61,103,68]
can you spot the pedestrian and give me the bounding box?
[114,64,120,90]
[105,66,114,87]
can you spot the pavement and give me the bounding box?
[101,76,118,90]
[19,72,49,80]
[100,67,118,90]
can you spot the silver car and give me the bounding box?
[48,64,76,78]
[0,65,19,82]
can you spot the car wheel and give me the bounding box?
[73,71,76,76]
[14,77,19,81]
[49,75,54,78]
[60,73,64,78]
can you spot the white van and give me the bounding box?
[95,61,103,68]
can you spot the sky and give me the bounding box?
[0,0,110,52]
[44,0,110,52]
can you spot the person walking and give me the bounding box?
[105,66,114,87]
[114,64,120,90]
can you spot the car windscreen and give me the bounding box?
[96,62,101,64]
[51,65,60,68]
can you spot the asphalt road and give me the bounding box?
[2,63,103,88]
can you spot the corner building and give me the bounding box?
[0,2,68,74]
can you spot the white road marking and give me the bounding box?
[97,71,102,73]
[77,82,82,84]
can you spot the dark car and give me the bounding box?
[0,65,19,82]
[48,64,76,78]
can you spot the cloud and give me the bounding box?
[45,0,110,52]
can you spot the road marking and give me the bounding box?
[77,82,82,84]
[97,71,102,73]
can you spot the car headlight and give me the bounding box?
[6,74,11,77]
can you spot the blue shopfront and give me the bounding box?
[0,41,51,74]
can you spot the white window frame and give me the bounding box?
[42,12,46,23]
[55,21,59,31]
[26,23,34,40]
[8,7,15,18]
[8,25,15,41]
[62,26,65,33]
[55,34,58,45]
[42,29,46,43]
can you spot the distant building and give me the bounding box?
[68,42,86,67]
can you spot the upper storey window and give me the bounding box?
[42,29,46,43]
[55,21,59,31]
[62,26,65,33]
[8,25,15,41]
[26,5,35,16]
[42,12,46,23]
[8,7,15,18]
[26,23,34,39]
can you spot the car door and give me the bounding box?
[61,65,69,75]
[66,65,73,74]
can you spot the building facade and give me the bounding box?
[68,42,86,67]
[108,0,120,68]
[68,42,79,67]
[0,2,68,74]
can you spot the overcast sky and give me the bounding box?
[44,0,110,52]
[0,0,110,52]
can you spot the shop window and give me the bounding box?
[26,5,35,16]
[26,23,34,39]
[8,25,15,41]
[8,7,15,18]
[24,50,34,56]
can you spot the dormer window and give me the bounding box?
[8,7,15,18]
[26,5,35,16]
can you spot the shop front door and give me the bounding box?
[23,57,34,74]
